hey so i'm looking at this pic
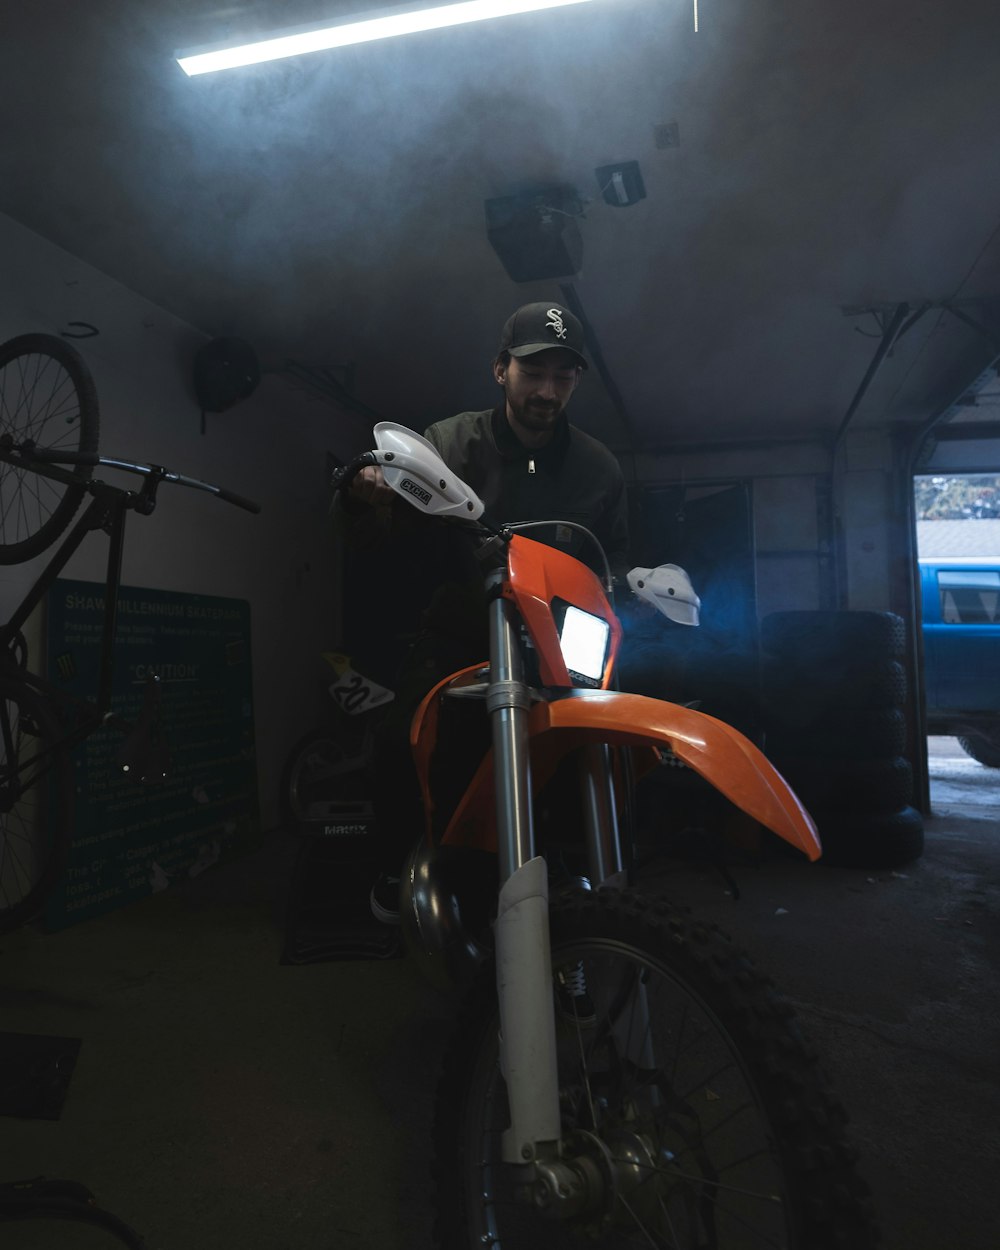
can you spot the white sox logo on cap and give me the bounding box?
[498,301,588,368]
[545,308,568,340]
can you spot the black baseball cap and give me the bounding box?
[497,302,588,370]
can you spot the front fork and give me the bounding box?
[487,585,561,1165]
[487,584,630,1170]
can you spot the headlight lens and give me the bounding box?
[559,605,610,682]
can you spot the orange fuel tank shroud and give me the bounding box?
[410,664,486,843]
[408,533,819,859]
[430,690,822,861]
[504,533,623,689]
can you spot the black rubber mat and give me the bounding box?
[281,832,401,964]
[0,1032,82,1120]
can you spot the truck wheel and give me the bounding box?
[956,732,1000,769]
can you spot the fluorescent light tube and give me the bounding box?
[177,0,595,76]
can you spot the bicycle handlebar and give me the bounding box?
[112,461,261,514]
[4,444,261,514]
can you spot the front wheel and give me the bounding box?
[0,334,100,563]
[0,678,74,932]
[433,890,877,1249]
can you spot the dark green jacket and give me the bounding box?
[424,406,630,580]
[334,407,629,660]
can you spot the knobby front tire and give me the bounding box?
[0,679,74,932]
[0,333,100,564]
[433,890,878,1250]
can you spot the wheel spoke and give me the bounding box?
[0,334,98,563]
[434,890,876,1249]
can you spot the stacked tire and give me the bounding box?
[760,610,924,869]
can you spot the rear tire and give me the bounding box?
[433,890,877,1249]
[0,679,74,932]
[0,333,100,563]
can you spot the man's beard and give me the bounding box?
[508,393,562,432]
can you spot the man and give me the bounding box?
[348,301,629,922]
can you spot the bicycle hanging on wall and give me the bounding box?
[0,332,260,932]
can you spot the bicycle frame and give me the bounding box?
[0,443,258,798]
[0,465,153,747]
[0,428,260,928]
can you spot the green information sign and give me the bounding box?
[44,579,259,929]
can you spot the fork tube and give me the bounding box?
[486,576,561,1165]
[581,744,625,887]
[487,587,535,883]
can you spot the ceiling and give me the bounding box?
[4,0,1000,454]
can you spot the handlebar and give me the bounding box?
[1,442,261,514]
[329,447,615,593]
[111,461,261,514]
[330,451,378,494]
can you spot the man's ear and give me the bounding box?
[493,359,506,385]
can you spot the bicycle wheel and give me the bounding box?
[280,726,372,825]
[0,1205,146,1250]
[433,890,877,1249]
[0,679,74,933]
[0,333,100,564]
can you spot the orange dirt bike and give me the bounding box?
[333,425,877,1250]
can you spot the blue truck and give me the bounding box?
[919,558,1000,767]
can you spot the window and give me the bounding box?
[938,570,1000,624]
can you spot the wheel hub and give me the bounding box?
[531,1125,674,1234]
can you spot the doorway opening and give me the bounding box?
[913,471,1000,817]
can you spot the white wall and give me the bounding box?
[0,211,370,830]
[834,428,899,612]
[634,440,835,618]
[634,429,910,620]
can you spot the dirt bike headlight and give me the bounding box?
[558,604,610,684]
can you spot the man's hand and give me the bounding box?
[349,464,397,507]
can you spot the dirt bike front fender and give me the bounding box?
[440,689,821,861]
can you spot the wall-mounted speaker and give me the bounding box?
[485,187,583,283]
[193,337,260,413]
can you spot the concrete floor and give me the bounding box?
[1,739,998,1250]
